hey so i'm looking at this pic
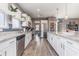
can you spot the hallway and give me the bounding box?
[22,35,57,56]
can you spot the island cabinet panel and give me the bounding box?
[47,32,79,56]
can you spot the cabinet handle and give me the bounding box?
[67,41,72,45]
[51,37,53,40]
[9,41,15,44]
[61,44,62,48]
[63,44,65,49]
[5,51,7,56]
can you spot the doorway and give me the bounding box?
[41,20,48,38]
[33,20,48,38]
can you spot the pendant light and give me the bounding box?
[56,8,59,34]
[37,8,40,18]
[56,8,59,22]
[64,3,68,20]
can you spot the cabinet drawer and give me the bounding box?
[65,40,79,50]
[0,38,16,50]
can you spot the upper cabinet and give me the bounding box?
[8,4,22,20]
[21,13,32,27]
[0,3,32,30]
[8,4,32,28]
[12,18,21,29]
[0,3,8,14]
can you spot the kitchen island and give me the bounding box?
[47,31,79,56]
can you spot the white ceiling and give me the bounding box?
[18,3,79,18]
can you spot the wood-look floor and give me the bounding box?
[22,36,57,56]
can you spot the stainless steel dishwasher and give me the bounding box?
[16,34,25,56]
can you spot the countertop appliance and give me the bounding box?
[16,34,25,56]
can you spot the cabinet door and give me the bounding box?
[50,35,53,46]
[56,37,64,56]
[52,35,57,51]
[5,44,16,56]
[65,44,79,56]
[49,34,52,44]
[0,50,5,56]
[47,33,49,42]
[12,18,21,29]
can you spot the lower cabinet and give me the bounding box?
[0,50,5,56]
[25,32,32,48]
[56,36,65,56]
[52,35,57,51]
[47,32,79,56]
[64,45,79,56]
[5,44,16,56]
[64,40,79,56]
[0,38,16,56]
[0,44,16,56]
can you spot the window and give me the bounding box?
[0,11,5,28]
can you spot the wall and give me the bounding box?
[48,17,56,32]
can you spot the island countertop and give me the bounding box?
[48,31,79,43]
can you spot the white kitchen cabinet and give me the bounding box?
[0,44,16,56]
[0,38,16,56]
[52,35,58,52]
[47,33,52,46]
[5,44,16,56]
[25,32,32,48]
[48,33,51,45]
[47,33,65,56]
[64,45,79,56]
[0,3,9,14]
[64,40,79,56]
[56,36,65,56]
[0,50,5,56]
[12,18,21,29]
[47,32,79,56]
